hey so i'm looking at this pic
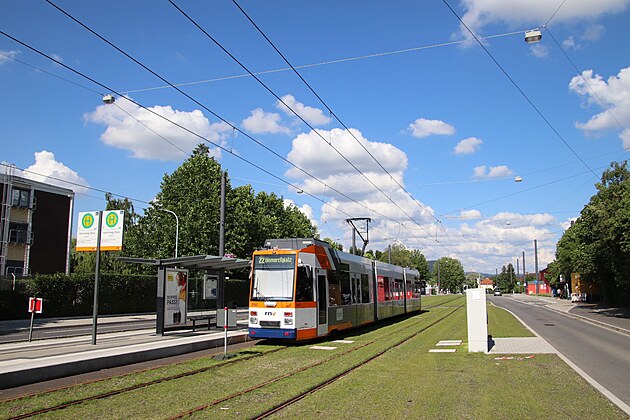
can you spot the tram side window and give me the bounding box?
[341,274,351,305]
[383,277,391,301]
[361,274,370,303]
[377,277,385,302]
[296,266,314,302]
[414,279,422,298]
[406,279,412,299]
[394,278,403,300]
[329,275,341,306]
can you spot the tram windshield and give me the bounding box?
[251,254,296,301]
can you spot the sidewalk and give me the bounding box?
[0,313,156,334]
[0,311,250,390]
[505,293,630,335]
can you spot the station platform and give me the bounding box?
[0,315,251,390]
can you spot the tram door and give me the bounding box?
[317,269,328,336]
[351,273,360,326]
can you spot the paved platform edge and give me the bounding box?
[0,332,251,390]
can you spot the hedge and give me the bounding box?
[0,274,250,320]
[0,273,155,320]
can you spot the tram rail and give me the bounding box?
[3,297,462,419]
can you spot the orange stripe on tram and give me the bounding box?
[296,328,318,340]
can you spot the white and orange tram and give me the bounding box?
[248,238,422,341]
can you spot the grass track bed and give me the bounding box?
[2,296,623,419]
[1,305,455,419]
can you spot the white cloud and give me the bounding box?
[562,25,605,50]
[286,128,407,183]
[453,137,483,154]
[19,151,89,194]
[570,66,630,148]
[529,44,549,58]
[0,49,20,65]
[459,0,628,37]
[242,108,291,135]
[407,118,455,138]
[85,96,231,161]
[473,165,513,178]
[461,209,482,219]
[285,127,435,232]
[563,36,576,48]
[439,211,561,272]
[582,24,606,41]
[562,36,578,49]
[284,199,317,227]
[50,53,64,63]
[276,94,331,126]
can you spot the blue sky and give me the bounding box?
[2,0,629,274]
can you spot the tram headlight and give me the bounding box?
[284,311,293,325]
[250,316,258,324]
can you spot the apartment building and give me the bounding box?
[1,168,74,277]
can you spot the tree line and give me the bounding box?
[546,161,630,305]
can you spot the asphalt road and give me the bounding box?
[0,320,156,343]
[489,295,630,407]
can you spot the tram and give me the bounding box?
[248,238,422,341]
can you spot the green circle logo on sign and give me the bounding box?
[82,213,95,229]
[106,212,119,228]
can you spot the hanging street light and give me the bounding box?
[524,29,542,44]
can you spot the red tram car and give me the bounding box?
[248,238,422,341]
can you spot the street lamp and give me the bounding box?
[524,29,542,44]
[158,208,179,258]
[102,94,115,104]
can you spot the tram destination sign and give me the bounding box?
[254,255,295,269]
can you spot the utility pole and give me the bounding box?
[345,218,371,255]
[217,171,226,309]
[534,239,539,295]
[522,251,526,293]
[437,259,440,295]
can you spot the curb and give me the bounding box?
[506,295,630,337]
[543,304,630,337]
[0,331,252,390]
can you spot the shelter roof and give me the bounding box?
[118,255,251,270]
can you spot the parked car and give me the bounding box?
[493,289,502,296]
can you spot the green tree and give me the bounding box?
[122,144,317,261]
[377,244,429,280]
[322,238,343,251]
[495,264,516,292]
[465,272,481,289]
[432,257,465,293]
[554,161,630,304]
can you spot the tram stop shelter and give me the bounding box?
[119,255,251,335]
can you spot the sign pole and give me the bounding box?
[224,306,228,355]
[28,309,35,342]
[91,211,103,345]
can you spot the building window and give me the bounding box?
[9,222,31,244]
[11,188,31,208]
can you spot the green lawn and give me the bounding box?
[1,296,624,419]
[487,302,535,338]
